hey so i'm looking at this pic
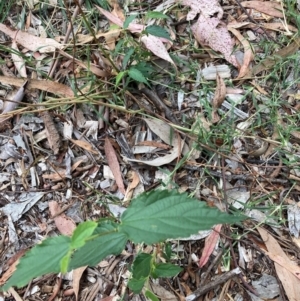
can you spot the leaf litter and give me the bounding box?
[0,0,300,300]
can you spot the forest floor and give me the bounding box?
[0,0,300,300]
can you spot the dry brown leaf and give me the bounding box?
[0,249,27,286]
[72,266,87,301]
[0,76,74,98]
[228,27,254,78]
[124,118,183,166]
[104,137,126,194]
[136,140,171,150]
[0,23,63,53]
[69,138,98,155]
[49,201,76,236]
[257,227,300,301]
[8,288,23,301]
[77,29,122,50]
[262,23,298,33]
[211,73,226,123]
[124,170,140,203]
[112,2,125,21]
[11,41,27,78]
[212,73,226,109]
[241,1,284,18]
[0,81,27,125]
[251,37,300,76]
[40,110,61,155]
[42,159,84,181]
[57,49,109,78]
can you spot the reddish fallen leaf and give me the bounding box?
[198,224,222,267]
[104,137,126,194]
[192,15,238,67]
[241,1,283,18]
[49,201,76,236]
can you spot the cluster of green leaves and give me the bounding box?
[1,189,244,293]
[115,11,172,87]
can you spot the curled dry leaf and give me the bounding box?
[11,41,27,78]
[192,15,238,67]
[123,170,140,203]
[228,27,254,78]
[241,1,284,18]
[40,110,61,155]
[211,73,226,123]
[212,73,226,109]
[0,23,63,53]
[178,0,223,20]
[140,35,176,68]
[104,137,126,194]
[0,81,27,125]
[123,118,183,167]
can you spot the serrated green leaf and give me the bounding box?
[145,289,160,301]
[68,221,127,269]
[146,11,169,20]
[71,221,97,249]
[119,190,244,244]
[123,14,138,29]
[2,236,71,291]
[131,253,152,279]
[128,68,148,85]
[151,263,182,279]
[134,62,154,77]
[128,277,147,294]
[145,25,171,40]
[122,48,135,69]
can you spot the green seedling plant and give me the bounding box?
[1,189,244,295]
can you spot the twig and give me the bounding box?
[186,267,241,301]
[140,88,179,124]
[183,164,288,184]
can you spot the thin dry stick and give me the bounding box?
[186,267,241,301]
